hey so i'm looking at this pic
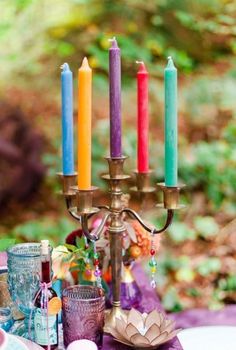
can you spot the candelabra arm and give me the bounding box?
[121,208,174,234]
[97,205,110,211]
[67,204,108,222]
[66,197,74,211]
[67,207,81,222]
[81,212,111,241]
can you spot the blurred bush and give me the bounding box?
[1,0,236,85]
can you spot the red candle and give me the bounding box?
[137,61,149,173]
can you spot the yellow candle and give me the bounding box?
[78,57,92,189]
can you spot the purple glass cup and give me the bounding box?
[62,285,105,349]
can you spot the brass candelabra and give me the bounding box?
[59,156,184,328]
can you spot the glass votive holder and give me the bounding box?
[0,308,13,332]
[62,285,105,349]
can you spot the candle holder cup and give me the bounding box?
[57,172,77,210]
[73,186,100,216]
[59,156,185,329]
[57,172,77,197]
[132,170,156,193]
[157,183,186,210]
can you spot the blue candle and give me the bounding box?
[164,56,178,187]
[61,63,74,175]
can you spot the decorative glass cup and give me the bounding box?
[7,243,41,338]
[62,285,105,349]
[0,308,13,332]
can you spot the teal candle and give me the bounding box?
[164,56,178,186]
[61,63,74,175]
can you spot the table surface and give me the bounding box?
[2,252,236,350]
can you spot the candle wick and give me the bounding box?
[108,36,116,42]
[108,36,118,48]
[81,57,90,68]
[60,62,69,71]
[166,56,175,68]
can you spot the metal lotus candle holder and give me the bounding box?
[59,156,184,329]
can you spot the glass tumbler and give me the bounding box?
[0,308,13,332]
[62,285,105,349]
[7,243,41,338]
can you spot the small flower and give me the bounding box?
[52,245,71,280]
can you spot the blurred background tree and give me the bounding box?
[0,0,236,311]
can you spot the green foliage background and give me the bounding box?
[1,0,236,311]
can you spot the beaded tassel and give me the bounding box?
[93,242,102,288]
[84,236,92,277]
[149,230,157,288]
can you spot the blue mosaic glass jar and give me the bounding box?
[0,308,13,332]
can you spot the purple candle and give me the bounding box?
[109,37,122,158]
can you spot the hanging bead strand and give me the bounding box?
[93,242,102,288]
[149,229,157,288]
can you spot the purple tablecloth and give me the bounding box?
[170,305,236,329]
[2,252,236,350]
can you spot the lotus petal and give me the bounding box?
[128,308,144,329]
[108,326,132,346]
[145,309,161,329]
[145,323,161,343]
[163,328,181,343]
[142,312,148,320]
[151,331,168,346]
[126,323,140,340]
[163,323,174,334]
[120,314,128,324]
[159,312,164,324]
[110,309,179,349]
[116,317,126,337]
[130,334,150,346]
[164,319,175,330]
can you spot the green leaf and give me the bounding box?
[64,244,77,252]
[176,267,195,282]
[219,276,236,291]
[168,222,197,243]
[197,257,221,276]
[0,239,16,252]
[194,216,219,238]
[186,288,202,297]
[62,252,73,263]
[75,236,86,250]
[162,287,183,312]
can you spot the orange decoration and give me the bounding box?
[131,221,161,257]
[130,245,142,259]
[103,267,112,284]
[48,297,62,316]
